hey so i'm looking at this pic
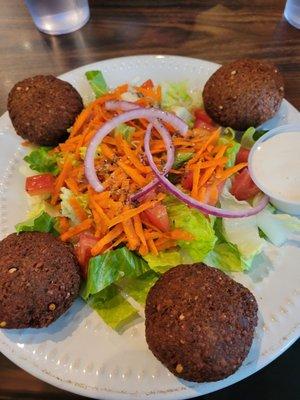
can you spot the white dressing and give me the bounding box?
[251,131,300,202]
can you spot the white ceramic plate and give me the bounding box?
[0,55,300,399]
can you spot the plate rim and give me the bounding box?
[0,54,299,399]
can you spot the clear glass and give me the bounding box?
[24,0,90,35]
[284,0,300,29]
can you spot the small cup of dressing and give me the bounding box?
[248,124,300,215]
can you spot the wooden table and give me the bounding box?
[0,0,299,399]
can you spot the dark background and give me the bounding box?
[0,1,299,399]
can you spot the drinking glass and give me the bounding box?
[284,0,300,29]
[25,0,90,35]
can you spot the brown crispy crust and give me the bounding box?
[203,59,284,130]
[7,75,83,146]
[145,263,258,382]
[0,232,81,329]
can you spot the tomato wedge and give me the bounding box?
[182,170,193,191]
[74,232,99,277]
[194,109,213,125]
[142,203,170,232]
[141,79,154,89]
[231,168,261,201]
[194,109,215,130]
[25,173,55,196]
[236,147,250,165]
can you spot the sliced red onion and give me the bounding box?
[130,120,175,201]
[85,108,188,192]
[105,100,139,112]
[144,124,269,218]
[106,100,185,201]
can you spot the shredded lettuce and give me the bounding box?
[60,188,89,224]
[257,206,300,246]
[172,152,194,169]
[144,198,216,271]
[161,81,192,110]
[167,198,216,262]
[143,251,182,274]
[218,183,300,264]
[172,106,194,127]
[85,70,108,98]
[115,123,135,142]
[24,146,59,175]
[15,210,58,236]
[81,247,150,300]
[241,127,268,149]
[219,184,265,260]
[87,285,138,331]
[117,270,159,305]
[218,129,241,167]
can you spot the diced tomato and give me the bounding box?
[74,232,99,277]
[182,170,193,191]
[142,203,170,232]
[25,173,55,196]
[139,188,157,202]
[194,109,213,125]
[231,168,261,201]
[236,147,250,165]
[141,79,154,89]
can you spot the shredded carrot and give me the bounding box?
[120,137,151,174]
[51,158,73,205]
[69,196,88,222]
[122,218,140,250]
[117,161,147,186]
[65,177,80,195]
[91,224,123,256]
[58,216,70,233]
[108,193,165,228]
[168,229,194,241]
[133,215,147,247]
[199,167,215,187]
[60,219,92,241]
[219,162,247,181]
[147,238,159,255]
[155,237,176,251]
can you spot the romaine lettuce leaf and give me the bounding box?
[81,247,150,300]
[219,183,265,259]
[15,210,58,236]
[256,206,300,246]
[143,250,182,274]
[161,81,192,111]
[24,147,59,175]
[172,152,194,169]
[205,242,252,272]
[87,285,138,331]
[85,70,108,98]
[117,270,159,305]
[115,123,135,142]
[241,127,268,149]
[60,187,90,224]
[167,198,216,262]
[172,106,194,127]
[218,129,240,167]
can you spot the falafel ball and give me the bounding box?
[7,75,83,146]
[145,263,258,382]
[203,59,284,130]
[0,232,81,329]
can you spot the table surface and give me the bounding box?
[0,0,299,399]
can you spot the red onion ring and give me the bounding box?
[85,108,188,192]
[106,100,184,201]
[130,120,175,201]
[144,123,269,218]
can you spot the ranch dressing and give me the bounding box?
[251,131,300,202]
